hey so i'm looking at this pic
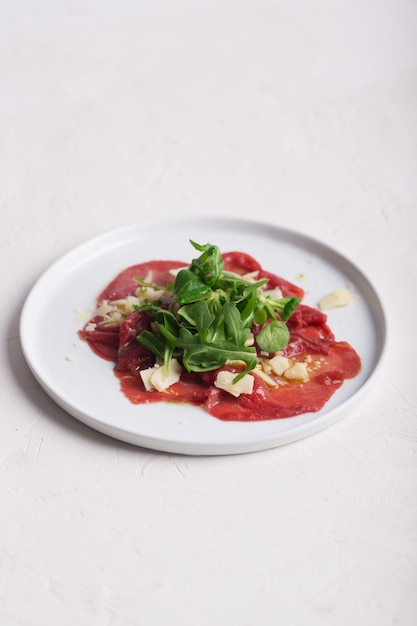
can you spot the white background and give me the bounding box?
[1,1,416,625]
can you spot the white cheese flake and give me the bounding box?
[138,287,166,303]
[319,289,359,311]
[263,287,283,300]
[261,359,272,374]
[96,301,114,317]
[252,366,279,388]
[269,354,290,376]
[214,371,254,397]
[140,359,182,392]
[140,367,155,391]
[283,362,309,381]
[242,271,260,283]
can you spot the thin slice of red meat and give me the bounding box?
[78,317,120,361]
[116,310,155,376]
[79,251,361,422]
[98,260,186,304]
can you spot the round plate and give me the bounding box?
[20,217,387,455]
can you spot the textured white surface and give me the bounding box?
[1,1,416,625]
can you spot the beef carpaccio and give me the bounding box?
[79,246,361,422]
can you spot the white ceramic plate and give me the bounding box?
[20,217,387,455]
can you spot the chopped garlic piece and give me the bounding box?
[214,371,254,397]
[269,354,290,376]
[140,359,182,392]
[319,289,358,311]
[283,362,309,381]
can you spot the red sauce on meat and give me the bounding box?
[79,252,361,421]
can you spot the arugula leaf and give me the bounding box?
[177,300,216,334]
[189,240,224,286]
[180,341,257,376]
[136,309,179,374]
[174,269,211,304]
[223,301,250,346]
[236,289,257,328]
[137,330,166,361]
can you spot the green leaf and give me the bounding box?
[189,241,224,286]
[134,239,302,383]
[254,306,267,325]
[223,302,250,345]
[256,320,290,353]
[174,269,211,304]
[237,290,257,328]
[181,341,257,375]
[273,297,301,321]
[177,300,215,332]
[154,321,177,345]
[178,327,200,345]
[136,330,166,360]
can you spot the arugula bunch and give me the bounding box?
[135,241,300,382]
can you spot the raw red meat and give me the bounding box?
[79,252,361,421]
